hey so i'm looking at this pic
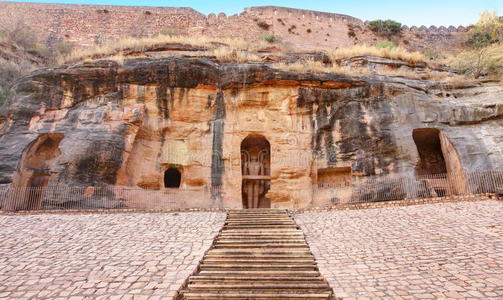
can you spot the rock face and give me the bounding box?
[1,57,502,209]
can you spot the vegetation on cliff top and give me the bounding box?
[327,44,425,64]
[58,34,276,64]
[449,11,503,79]
[367,19,403,38]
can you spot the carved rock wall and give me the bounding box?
[1,58,502,208]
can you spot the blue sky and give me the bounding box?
[4,0,503,26]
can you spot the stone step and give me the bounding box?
[182,292,332,299]
[223,225,299,229]
[226,218,294,221]
[188,276,326,283]
[216,234,303,240]
[199,264,317,271]
[226,216,292,219]
[215,239,306,244]
[202,259,316,264]
[216,238,304,242]
[207,249,313,255]
[227,210,287,212]
[220,231,303,235]
[225,221,295,227]
[187,283,330,290]
[227,216,292,218]
[226,221,294,224]
[213,244,309,249]
[197,270,321,277]
[219,230,304,237]
[227,214,290,217]
[204,254,315,260]
[226,217,292,220]
[224,223,297,226]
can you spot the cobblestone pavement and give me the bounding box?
[295,200,503,299]
[0,212,226,299]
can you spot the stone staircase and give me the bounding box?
[178,209,335,299]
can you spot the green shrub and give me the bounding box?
[259,34,278,43]
[347,24,357,38]
[464,11,502,50]
[376,40,397,49]
[368,19,402,37]
[466,30,494,49]
[256,20,271,30]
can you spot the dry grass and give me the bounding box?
[0,57,37,106]
[327,45,427,64]
[81,54,132,65]
[272,59,372,76]
[271,58,472,83]
[377,68,469,82]
[445,43,503,79]
[209,48,262,63]
[471,43,503,62]
[60,34,275,64]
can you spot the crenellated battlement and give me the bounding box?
[404,25,471,33]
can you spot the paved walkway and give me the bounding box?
[0,212,226,299]
[295,200,503,299]
[1,200,502,299]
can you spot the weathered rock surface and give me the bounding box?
[1,57,502,208]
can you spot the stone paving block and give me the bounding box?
[295,201,503,299]
[0,212,225,299]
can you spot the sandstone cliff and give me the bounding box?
[0,57,502,208]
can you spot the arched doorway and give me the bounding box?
[241,135,271,208]
[9,133,64,210]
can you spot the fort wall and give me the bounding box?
[0,2,469,51]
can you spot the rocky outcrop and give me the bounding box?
[1,57,502,209]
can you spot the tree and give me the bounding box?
[368,20,402,38]
[457,11,503,78]
[475,11,503,42]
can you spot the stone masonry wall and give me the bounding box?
[0,2,468,51]
[0,1,206,47]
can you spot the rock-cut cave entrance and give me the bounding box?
[9,133,64,210]
[164,167,181,188]
[412,128,447,175]
[241,135,271,209]
[412,128,467,197]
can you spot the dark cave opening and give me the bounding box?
[164,168,181,188]
[412,128,447,175]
